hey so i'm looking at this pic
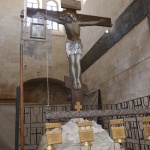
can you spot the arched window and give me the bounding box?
[26,0,39,26]
[47,0,59,30]
[27,0,38,8]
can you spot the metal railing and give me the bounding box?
[15,95,150,150]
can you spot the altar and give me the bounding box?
[37,118,121,150]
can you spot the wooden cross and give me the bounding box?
[61,0,81,10]
[75,102,82,111]
[64,76,88,110]
[27,0,112,28]
[27,0,111,99]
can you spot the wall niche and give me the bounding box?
[24,78,71,104]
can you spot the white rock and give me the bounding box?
[37,118,121,150]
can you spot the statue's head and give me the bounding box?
[59,12,77,22]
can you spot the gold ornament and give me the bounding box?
[75,102,82,111]
[46,145,55,150]
[142,117,150,140]
[110,119,126,144]
[45,123,62,150]
[77,121,94,147]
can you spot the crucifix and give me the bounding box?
[27,0,112,91]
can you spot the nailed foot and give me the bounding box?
[77,80,82,89]
[73,80,82,90]
[73,81,78,90]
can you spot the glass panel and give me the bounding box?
[47,1,57,7]
[33,3,38,8]
[27,17,31,26]
[33,18,38,23]
[27,3,32,8]
[47,6,52,10]
[47,20,52,29]
[46,1,59,30]
[53,22,58,30]
[52,6,57,11]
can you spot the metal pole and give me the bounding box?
[20,9,24,150]
[15,87,20,150]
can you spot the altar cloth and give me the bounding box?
[37,118,121,150]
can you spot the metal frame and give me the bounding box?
[30,22,46,39]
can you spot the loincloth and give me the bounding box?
[66,39,83,57]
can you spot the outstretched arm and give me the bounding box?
[76,14,112,27]
[79,19,107,26]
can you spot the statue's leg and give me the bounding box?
[69,54,77,89]
[75,54,81,89]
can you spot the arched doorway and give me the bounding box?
[24,78,71,104]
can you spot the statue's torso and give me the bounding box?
[64,22,80,41]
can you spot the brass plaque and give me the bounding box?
[142,118,150,123]
[79,129,94,143]
[111,126,126,140]
[143,125,150,138]
[45,123,61,129]
[46,130,62,145]
[110,119,124,125]
[78,121,93,127]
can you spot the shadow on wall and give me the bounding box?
[24,78,71,104]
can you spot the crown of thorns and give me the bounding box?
[59,12,77,21]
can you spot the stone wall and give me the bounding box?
[80,0,150,104]
[0,105,16,150]
[80,0,133,56]
[0,0,68,100]
[24,78,70,104]
[0,0,22,99]
[1,0,149,105]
